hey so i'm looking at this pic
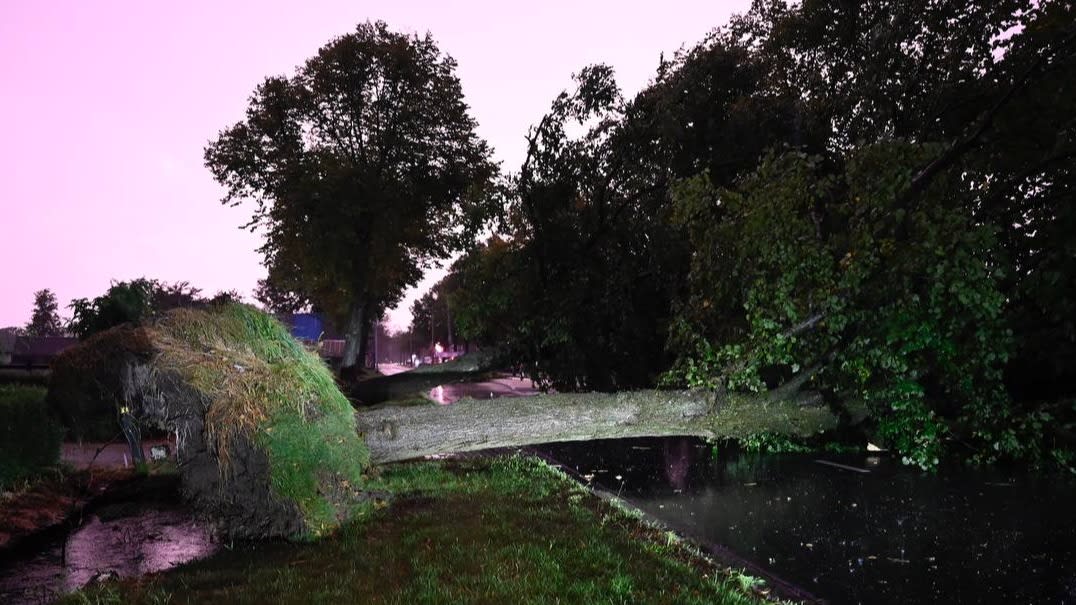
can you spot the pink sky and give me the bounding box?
[1,0,748,331]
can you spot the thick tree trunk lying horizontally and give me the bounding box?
[356,388,838,464]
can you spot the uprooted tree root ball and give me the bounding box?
[48,304,370,540]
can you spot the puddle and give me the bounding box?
[0,505,216,604]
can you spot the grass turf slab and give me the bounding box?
[59,455,783,605]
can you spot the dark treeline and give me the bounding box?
[439,0,1075,469]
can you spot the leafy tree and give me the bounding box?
[67,279,241,339]
[68,279,158,339]
[455,0,1075,467]
[447,236,529,350]
[253,276,308,315]
[24,289,65,337]
[206,290,244,307]
[151,281,203,311]
[205,21,497,369]
[663,0,1076,468]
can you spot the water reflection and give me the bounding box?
[539,437,1076,605]
[662,438,692,490]
[0,507,216,605]
[431,385,448,404]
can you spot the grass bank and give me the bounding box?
[60,455,783,605]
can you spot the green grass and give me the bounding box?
[0,384,63,489]
[60,455,782,605]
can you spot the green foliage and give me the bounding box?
[736,433,813,455]
[205,21,498,367]
[444,0,1075,469]
[448,236,526,346]
[66,278,228,339]
[0,385,63,489]
[68,278,157,339]
[666,144,1022,469]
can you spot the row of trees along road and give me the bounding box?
[208,2,1076,470]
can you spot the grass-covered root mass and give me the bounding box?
[60,455,782,605]
[48,304,370,539]
[151,305,370,538]
[0,384,63,490]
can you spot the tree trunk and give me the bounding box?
[358,302,373,368]
[341,303,365,369]
[356,387,838,464]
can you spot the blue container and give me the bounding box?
[288,313,324,341]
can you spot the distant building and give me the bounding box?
[0,329,17,365]
[9,335,78,367]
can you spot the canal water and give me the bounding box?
[538,437,1076,604]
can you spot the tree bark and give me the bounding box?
[356,387,837,464]
[358,304,373,368]
[341,302,365,369]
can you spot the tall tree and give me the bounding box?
[205,21,498,369]
[25,289,64,337]
[453,0,1076,468]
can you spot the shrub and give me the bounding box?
[48,324,153,441]
[0,385,63,488]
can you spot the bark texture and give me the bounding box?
[357,388,837,464]
[340,303,365,369]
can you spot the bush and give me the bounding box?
[0,385,63,488]
[47,324,153,441]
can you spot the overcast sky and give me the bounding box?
[1,0,750,331]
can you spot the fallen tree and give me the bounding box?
[358,384,835,464]
[49,305,840,540]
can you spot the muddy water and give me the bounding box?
[0,505,216,605]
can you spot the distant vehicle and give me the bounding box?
[422,356,433,365]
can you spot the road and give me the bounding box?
[429,374,540,404]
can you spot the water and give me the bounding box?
[0,503,216,604]
[538,437,1076,604]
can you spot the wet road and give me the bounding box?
[428,374,539,404]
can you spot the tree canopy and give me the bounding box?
[24,289,64,337]
[68,278,242,339]
[445,0,1076,469]
[205,21,498,368]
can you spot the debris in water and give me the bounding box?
[814,459,870,473]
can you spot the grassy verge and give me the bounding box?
[60,455,784,605]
